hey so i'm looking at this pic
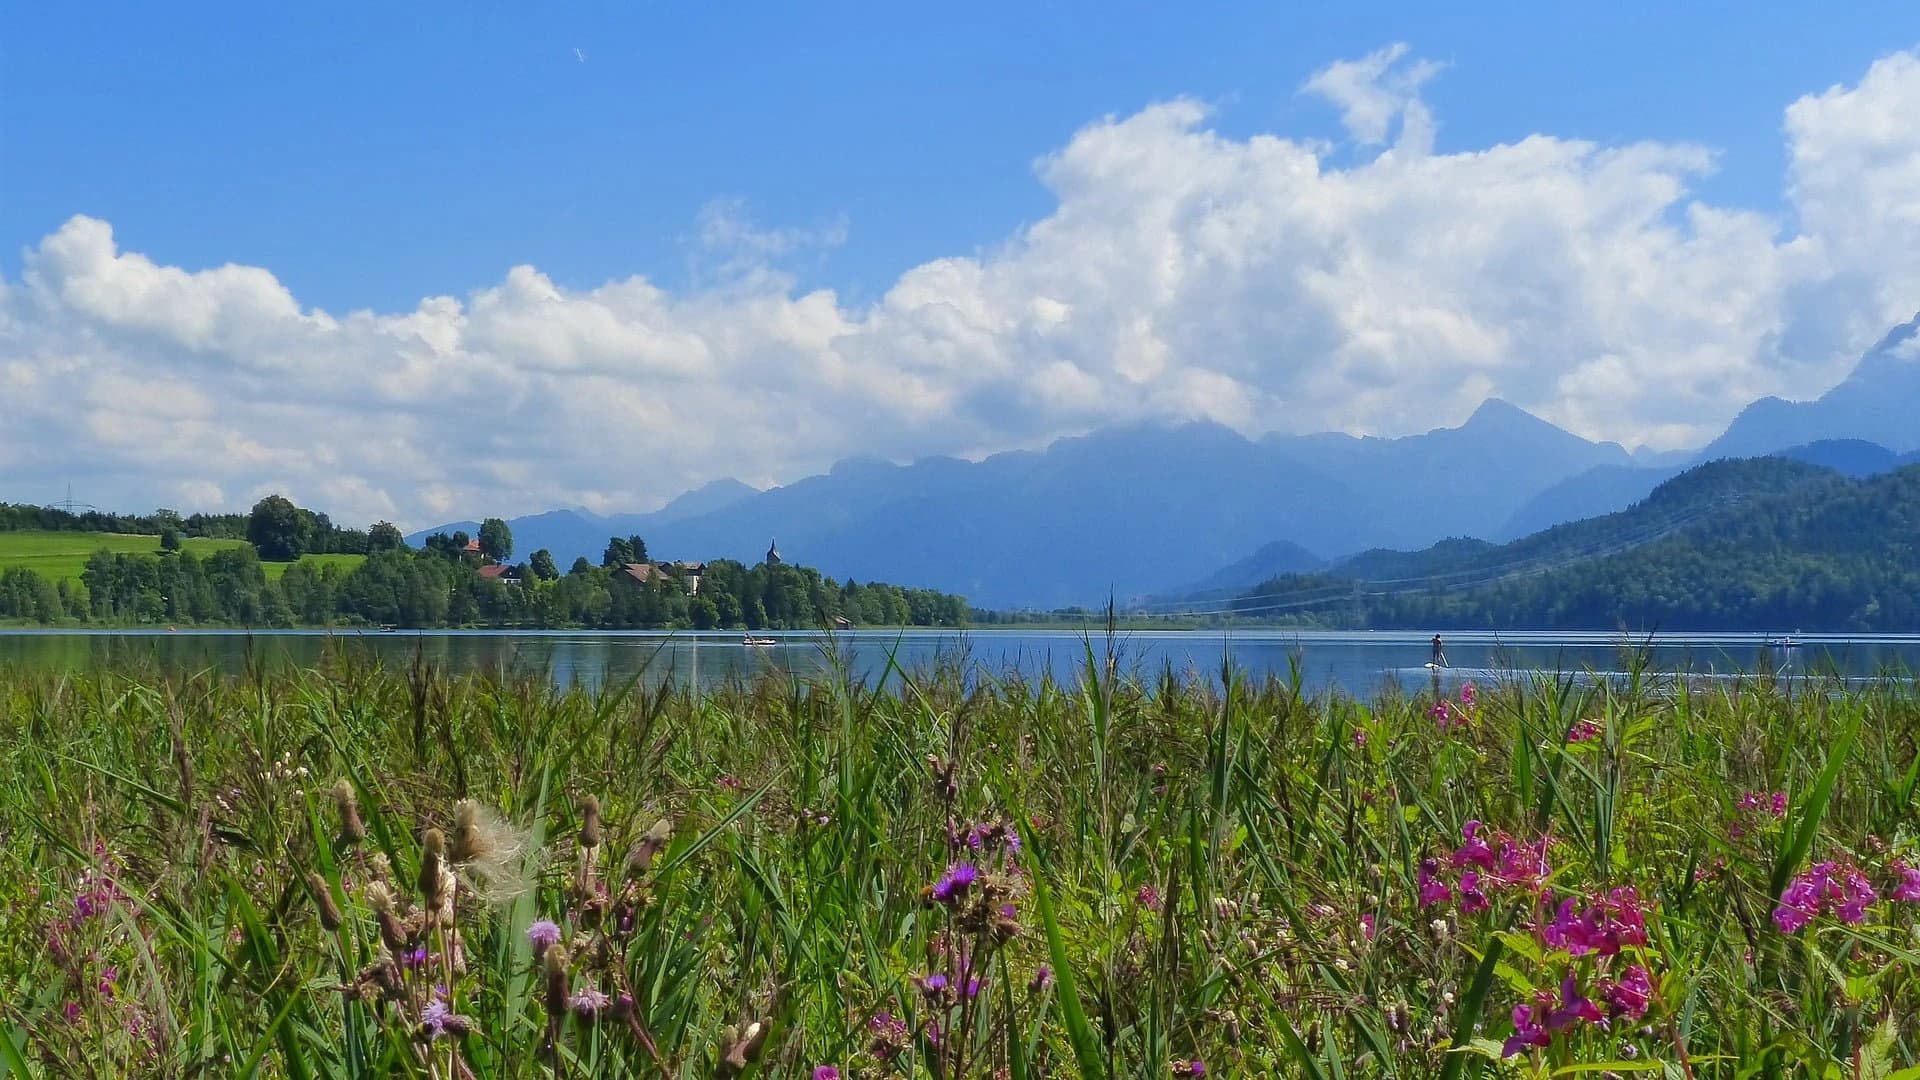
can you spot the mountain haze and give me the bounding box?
[418,402,1635,608]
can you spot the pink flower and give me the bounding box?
[1891,860,1920,903]
[1773,860,1877,932]
[1567,718,1602,743]
[1417,860,1452,908]
[1360,912,1376,941]
[1136,884,1162,912]
[1459,870,1490,914]
[813,1069,842,1080]
[1452,821,1496,870]
[1600,964,1653,1020]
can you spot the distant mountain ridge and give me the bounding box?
[419,400,1634,609]
[1702,311,1920,458]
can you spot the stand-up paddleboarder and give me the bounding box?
[1429,634,1447,669]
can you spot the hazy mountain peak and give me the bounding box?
[1701,310,1920,458]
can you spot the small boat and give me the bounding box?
[1765,635,1800,649]
[743,635,778,647]
[379,624,398,633]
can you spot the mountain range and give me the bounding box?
[415,311,1920,610]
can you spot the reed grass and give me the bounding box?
[1,640,1917,1077]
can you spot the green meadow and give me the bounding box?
[0,530,362,585]
[2,648,1918,1076]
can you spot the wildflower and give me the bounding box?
[1030,965,1054,993]
[569,988,611,1018]
[1459,681,1478,710]
[1136,884,1162,912]
[1458,871,1490,915]
[527,919,562,956]
[1773,860,1877,932]
[929,862,979,905]
[1173,1059,1206,1077]
[1567,718,1602,743]
[1452,822,1495,871]
[1599,964,1653,1020]
[813,1069,841,1080]
[918,973,950,998]
[420,998,452,1038]
[1417,860,1452,907]
[1352,728,1367,747]
[869,1011,910,1063]
[1360,912,1376,941]
[1891,860,1920,902]
[718,774,744,791]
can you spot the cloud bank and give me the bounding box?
[5,44,1920,527]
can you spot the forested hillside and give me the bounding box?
[1226,459,1920,631]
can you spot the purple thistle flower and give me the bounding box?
[813,1069,841,1080]
[930,862,979,904]
[421,998,453,1038]
[569,988,611,1016]
[527,919,562,952]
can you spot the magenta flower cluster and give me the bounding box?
[1772,860,1878,932]
[1737,791,1788,819]
[1429,681,1479,730]
[1538,887,1649,957]
[1504,965,1653,1058]
[1419,821,1553,914]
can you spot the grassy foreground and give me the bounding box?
[2,645,1918,1077]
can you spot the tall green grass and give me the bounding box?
[1,644,1917,1077]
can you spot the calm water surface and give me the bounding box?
[2,629,1918,696]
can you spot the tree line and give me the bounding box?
[0,497,968,630]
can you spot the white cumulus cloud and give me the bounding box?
[4,44,1920,529]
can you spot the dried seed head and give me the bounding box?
[578,795,603,850]
[718,1019,770,1077]
[542,945,572,1018]
[451,800,482,864]
[627,818,674,877]
[363,880,396,914]
[306,872,343,931]
[332,779,366,845]
[419,828,446,897]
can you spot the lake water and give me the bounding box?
[2,628,1917,697]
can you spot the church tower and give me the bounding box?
[765,538,782,565]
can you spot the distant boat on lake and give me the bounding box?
[743,635,778,647]
[1765,634,1801,648]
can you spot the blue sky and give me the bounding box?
[4,5,1920,526]
[8,3,1918,311]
